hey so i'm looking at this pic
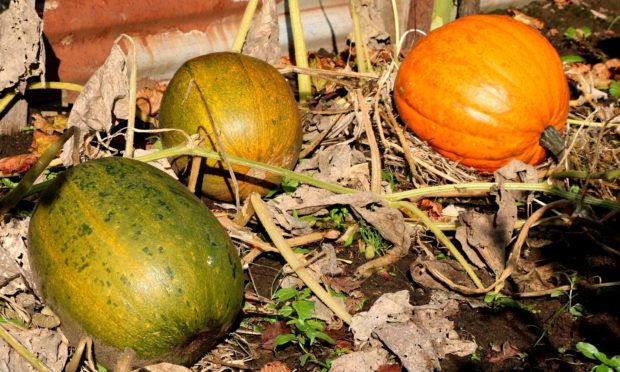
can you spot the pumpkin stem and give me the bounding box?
[540,126,565,159]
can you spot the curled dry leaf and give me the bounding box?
[329,347,391,372]
[0,153,38,175]
[31,113,67,134]
[417,199,444,221]
[261,321,289,350]
[241,0,280,65]
[0,0,44,91]
[455,161,532,275]
[136,82,166,117]
[508,9,544,29]
[0,327,68,372]
[349,290,477,371]
[31,130,60,156]
[259,361,292,372]
[139,363,192,372]
[0,218,32,296]
[61,44,129,166]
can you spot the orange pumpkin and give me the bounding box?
[159,52,302,202]
[394,15,569,171]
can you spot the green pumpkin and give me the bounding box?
[159,52,302,202]
[28,157,244,368]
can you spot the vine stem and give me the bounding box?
[0,324,51,372]
[134,146,620,210]
[288,0,313,102]
[250,193,353,325]
[231,0,260,52]
[391,200,484,288]
[0,127,77,215]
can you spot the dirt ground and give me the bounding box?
[0,0,618,371]
[237,1,620,371]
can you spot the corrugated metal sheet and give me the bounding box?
[43,0,353,84]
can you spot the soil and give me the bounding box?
[238,1,620,371]
[0,0,618,371]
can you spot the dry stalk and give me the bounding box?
[249,193,352,324]
[0,324,51,372]
[423,200,572,295]
[355,89,382,193]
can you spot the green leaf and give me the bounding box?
[561,55,587,64]
[278,305,294,318]
[569,303,584,318]
[607,355,620,368]
[576,342,599,359]
[593,365,613,372]
[299,353,312,367]
[314,330,336,344]
[273,333,297,349]
[293,299,315,321]
[282,176,300,194]
[609,81,620,98]
[550,289,566,298]
[306,319,326,331]
[273,288,298,303]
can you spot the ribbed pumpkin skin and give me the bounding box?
[159,52,302,202]
[394,15,569,171]
[28,157,244,367]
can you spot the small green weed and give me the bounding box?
[272,287,335,368]
[564,26,592,42]
[576,342,620,372]
[296,206,350,229]
[551,272,584,319]
[484,293,539,314]
[265,176,301,198]
[358,220,389,260]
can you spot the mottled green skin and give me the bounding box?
[159,52,302,202]
[28,157,243,367]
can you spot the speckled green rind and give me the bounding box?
[159,51,302,202]
[27,157,243,367]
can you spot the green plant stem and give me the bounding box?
[250,193,353,325]
[350,0,371,73]
[231,0,260,52]
[386,182,620,210]
[0,127,76,215]
[135,145,355,195]
[134,146,620,211]
[390,0,401,64]
[0,324,51,372]
[288,0,313,102]
[392,200,484,289]
[431,0,456,30]
[119,36,138,159]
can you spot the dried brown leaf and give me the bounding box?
[139,363,192,372]
[508,9,544,29]
[62,45,129,165]
[136,82,166,117]
[330,347,391,372]
[0,153,38,174]
[0,1,44,91]
[0,327,68,372]
[242,0,280,65]
[261,321,289,350]
[325,276,363,294]
[350,291,477,371]
[376,364,403,372]
[417,199,444,221]
[259,361,292,372]
[31,130,60,156]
